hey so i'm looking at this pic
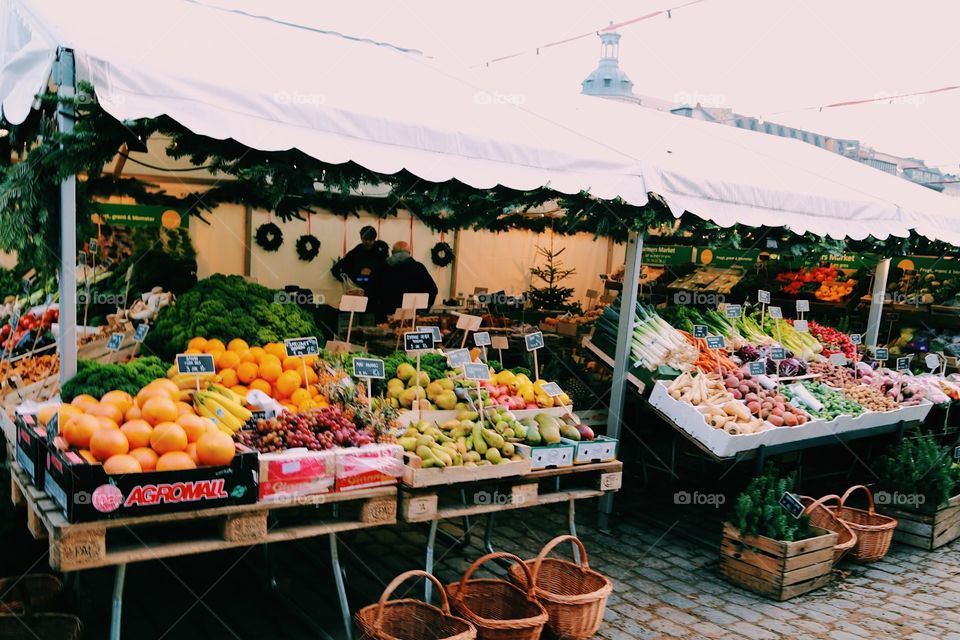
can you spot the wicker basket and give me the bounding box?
[446,552,549,640]
[801,495,858,564]
[0,613,82,640]
[507,535,612,640]
[0,575,63,614]
[356,570,476,640]
[828,485,898,563]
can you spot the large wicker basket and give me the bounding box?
[801,495,858,563]
[827,485,897,563]
[507,535,612,640]
[446,552,548,640]
[0,613,82,640]
[356,570,476,640]
[0,575,63,614]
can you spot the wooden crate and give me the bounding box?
[401,451,531,488]
[878,494,960,550]
[719,524,837,601]
[10,466,396,571]
[400,460,622,523]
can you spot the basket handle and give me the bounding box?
[373,570,450,630]
[839,485,875,514]
[530,535,590,583]
[802,494,842,514]
[457,552,536,600]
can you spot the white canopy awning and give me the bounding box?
[2,0,959,244]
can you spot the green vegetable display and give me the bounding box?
[61,357,169,401]
[875,434,960,508]
[732,464,811,542]
[144,275,319,359]
[783,382,863,420]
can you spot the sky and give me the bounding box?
[219,0,960,169]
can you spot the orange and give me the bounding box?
[281,402,298,413]
[276,370,301,396]
[230,385,249,397]
[175,401,196,417]
[184,348,203,355]
[103,454,142,474]
[100,390,134,415]
[89,402,124,425]
[218,369,239,387]
[78,449,99,464]
[227,339,249,352]
[141,396,179,426]
[156,451,197,471]
[304,368,318,385]
[90,428,130,462]
[249,379,272,395]
[129,447,159,471]
[217,350,240,371]
[282,356,302,371]
[95,416,120,431]
[178,414,214,443]
[298,398,313,412]
[37,404,58,426]
[124,402,142,420]
[147,378,180,398]
[196,430,235,466]
[136,386,172,408]
[289,388,311,407]
[188,337,209,352]
[186,443,200,464]
[259,359,282,383]
[64,414,100,449]
[305,355,319,367]
[249,346,267,363]
[120,420,153,449]
[70,394,99,413]
[49,404,81,429]
[204,339,226,353]
[237,349,255,364]
[236,362,259,384]
[264,342,286,359]
[150,422,188,454]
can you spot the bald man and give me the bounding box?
[369,241,438,321]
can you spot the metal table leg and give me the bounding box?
[263,543,278,592]
[109,564,126,640]
[329,534,352,640]
[568,498,581,564]
[425,519,439,602]
[484,512,496,554]
[460,489,472,546]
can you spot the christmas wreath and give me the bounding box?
[255,223,283,252]
[431,241,455,267]
[295,234,321,262]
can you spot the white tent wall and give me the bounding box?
[189,204,247,279]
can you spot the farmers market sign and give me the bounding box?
[90,203,187,228]
[638,245,695,266]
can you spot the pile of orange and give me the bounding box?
[47,378,238,475]
[183,337,327,413]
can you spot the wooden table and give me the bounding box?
[9,463,396,640]
[398,460,623,600]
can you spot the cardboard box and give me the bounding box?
[561,436,618,464]
[513,442,575,470]
[44,442,259,523]
[335,444,403,492]
[258,450,335,501]
[14,413,46,490]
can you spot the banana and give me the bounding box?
[172,373,215,390]
[178,389,195,402]
[198,394,243,431]
[216,423,235,436]
[203,389,253,422]
[208,383,243,405]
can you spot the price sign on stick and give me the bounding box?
[89,237,98,254]
[850,333,862,345]
[525,331,545,380]
[176,353,215,392]
[417,326,442,343]
[456,313,483,347]
[706,336,726,349]
[896,356,911,371]
[134,324,149,343]
[830,353,848,366]
[285,337,320,392]
[875,348,889,361]
[463,362,491,422]
[339,295,368,345]
[541,381,579,423]
[758,290,771,304]
[768,306,783,319]
[106,332,124,352]
[491,335,509,364]
[926,353,942,373]
[446,348,471,368]
[796,299,810,314]
[793,319,809,333]
[405,330,435,418]
[725,304,742,318]
[779,492,805,519]
[473,331,491,347]
[748,361,765,376]
[693,324,708,339]
[353,357,385,409]
[771,347,786,361]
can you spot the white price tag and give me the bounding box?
[758,290,771,304]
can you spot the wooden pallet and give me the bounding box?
[719,524,836,601]
[10,466,397,571]
[879,494,960,551]
[400,460,622,523]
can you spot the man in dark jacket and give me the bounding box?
[331,226,387,296]
[371,241,438,321]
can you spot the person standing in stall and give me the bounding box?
[331,225,387,296]
[369,241,438,322]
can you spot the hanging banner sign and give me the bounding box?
[91,203,187,228]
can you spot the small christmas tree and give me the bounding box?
[528,239,578,311]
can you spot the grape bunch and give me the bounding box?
[236,406,376,452]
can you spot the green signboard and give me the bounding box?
[893,255,960,277]
[91,203,187,228]
[695,247,762,268]
[640,245,695,266]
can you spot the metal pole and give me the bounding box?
[109,564,126,640]
[57,48,78,384]
[599,230,643,527]
[865,258,891,347]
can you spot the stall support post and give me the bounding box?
[57,48,78,384]
[866,258,891,348]
[600,231,643,528]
